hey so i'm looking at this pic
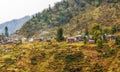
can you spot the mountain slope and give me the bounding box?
[0,16,31,34]
[18,0,120,38]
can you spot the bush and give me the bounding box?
[63,65,82,72]
[4,58,14,64]
[93,63,104,72]
[102,53,110,58]
[31,56,37,65]
[115,35,120,45]
[54,53,65,60]
[65,52,84,63]
[109,49,116,55]
[65,54,76,63]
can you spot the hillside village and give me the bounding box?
[0,0,120,72]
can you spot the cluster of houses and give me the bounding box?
[66,34,116,44]
[0,33,116,45]
[0,37,52,45]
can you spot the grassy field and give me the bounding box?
[0,41,120,72]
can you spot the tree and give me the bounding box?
[97,39,103,48]
[91,23,101,31]
[115,35,120,45]
[56,28,64,41]
[111,25,117,34]
[93,30,102,43]
[83,36,88,44]
[5,26,9,37]
[91,23,102,43]
[84,24,89,35]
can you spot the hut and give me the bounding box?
[28,38,34,42]
[46,38,51,42]
[89,40,95,44]
[66,37,76,43]
[75,35,83,42]
[21,37,27,42]
[106,35,116,41]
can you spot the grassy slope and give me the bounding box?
[0,41,120,72]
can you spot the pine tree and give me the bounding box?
[56,28,64,41]
[5,26,9,37]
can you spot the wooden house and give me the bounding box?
[66,37,76,43]
[106,35,116,41]
[28,38,34,42]
[106,0,118,3]
[34,38,43,42]
[46,38,51,42]
[89,39,95,44]
[75,35,83,42]
[21,37,27,42]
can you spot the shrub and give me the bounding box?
[93,63,104,72]
[4,58,14,64]
[31,56,37,65]
[63,65,82,72]
[65,54,76,63]
[65,52,84,63]
[102,53,110,58]
[115,35,120,45]
[109,49,116,55]
[111,25,117,34]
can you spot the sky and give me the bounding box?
[0,0,61,24]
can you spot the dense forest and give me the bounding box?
[18,0,120,38]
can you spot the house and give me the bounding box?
[117,28,120,32]
[28,38,34,42]
[46,38,51,42]
[34,38,43,42]
[66,37,76,43]
[106,0,118,3]
[0,39,13,45]
[75,35,83,42]
[106,35,116,41]
[89,39,95,44]
[21,37,27,42]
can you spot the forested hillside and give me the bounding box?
[18,0,120,38]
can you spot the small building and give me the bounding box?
[117,28,120,32]
[28,38,34,42]
[75,35,83,42]
[46,38,51,42]
[66,37,76,43]
[34,38,43,42]
[106,35,116,41]
[89,40,95,44]
[21,37,27,42]
[106,0,118,3]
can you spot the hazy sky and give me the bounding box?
[0,0,61,24]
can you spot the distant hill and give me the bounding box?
[18,0,120,38]
[0,16,31,35]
